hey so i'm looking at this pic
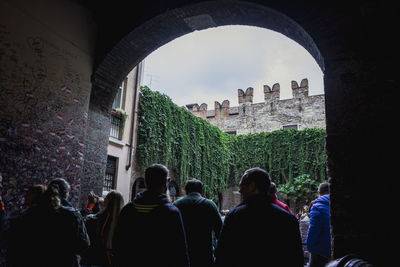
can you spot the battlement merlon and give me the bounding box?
[186,103,199,112]
[238,87,254,104]
[186,103,207,119]
[215,100,230,118]
[264,83,280,101]
[292,78,309,98]
[199,103,207,111]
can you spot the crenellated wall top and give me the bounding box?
[186,78,316,116]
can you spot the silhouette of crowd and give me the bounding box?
[0,164,339,267]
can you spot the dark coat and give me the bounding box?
[7,205,90,267]
[173,193,222,267]
[215,195,304,267]
[81,212,113,267]
[113,191,189,267]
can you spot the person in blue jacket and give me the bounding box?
[306,182,331,267]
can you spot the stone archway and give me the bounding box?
[85,2,397,264]
[1,1,396,265]
[85,0,326,214]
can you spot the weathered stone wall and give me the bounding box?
[187,78,325,134]
[0,0,95,215]
[220,186,241,211]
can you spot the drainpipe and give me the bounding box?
[126,63,141,170]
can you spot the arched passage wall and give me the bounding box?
[0,0,396,265]
[86,2,397,265]
[85,0,327,217]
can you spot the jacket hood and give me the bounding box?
[133,190,170,213]
[313,194,330,206]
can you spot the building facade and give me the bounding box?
[186,78,325,135]
[104,63,143,203]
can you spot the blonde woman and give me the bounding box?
[81,190,124,267]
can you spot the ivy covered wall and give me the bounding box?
[136,87,327,198]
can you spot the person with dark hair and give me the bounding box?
[215,167,303,267]
[173,178,222,267]
[24,184,46,210]
[113,164,189,267]
[81,190,124,267]
[306,182,331,267]
[7,180,90,266]
[269,182,291,213]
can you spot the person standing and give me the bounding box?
[81,191,101,217]
[23,184,46,211]
[81,190,124,267]
[7,180,90,266]
[215,167,303,267]
[306,182,331,267]
[173,178,222,267]
[48,178,74,208]
[269,182,291,213]
[113,164,189,267]
[300,206,311,265]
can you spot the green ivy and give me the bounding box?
[278,174,322,211]
[136,86,327,199]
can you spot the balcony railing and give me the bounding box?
[104,156,116,192]
[110,115,122,139]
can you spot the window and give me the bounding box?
[104,156,117,192]
[110,79,126,140]
[110,115,122,139]
[112,80,125,109]
[282,124,298,130]
[225,130,237,135]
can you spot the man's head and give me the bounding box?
[318,182,329,196]
[239,167,271,201]
[48,178,70,199]
[184,178,204,195]
[145,164,169,193]
[25,184,46,207]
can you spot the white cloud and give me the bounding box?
[142,25,324,108]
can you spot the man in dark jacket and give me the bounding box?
[173,178,222,267]
[113,164,189,267]
[306,182,331,267]
[215,167,303,267]
[7,180,90,267]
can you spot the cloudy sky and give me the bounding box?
[142,25,324,108]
